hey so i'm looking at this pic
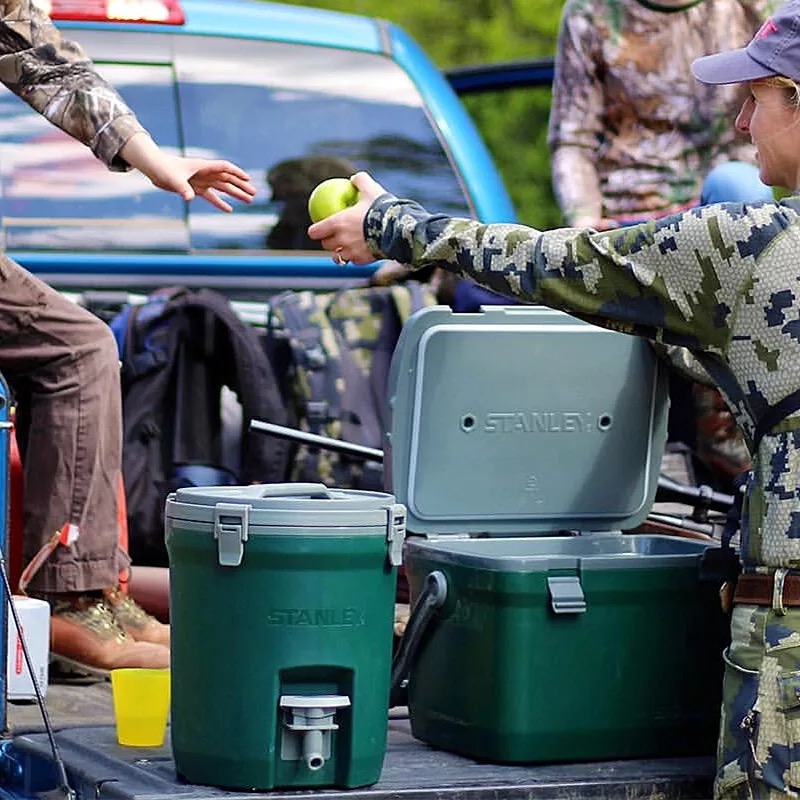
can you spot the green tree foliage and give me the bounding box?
[283,0,565,228]
[461,87,559,229]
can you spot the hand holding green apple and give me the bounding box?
[307,171,387,266]
[307,177,360,223]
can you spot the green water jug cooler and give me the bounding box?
[165,483,405,791]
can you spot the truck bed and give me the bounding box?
[6,684,715,800]
[1,452,721,800]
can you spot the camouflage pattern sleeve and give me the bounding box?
[547,0,604,225]
[367,197,752,350]
[367,192,800,571]
[547,0,772,223]
[0,0,146,170]
[364,194,787,356]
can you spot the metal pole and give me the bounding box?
[250,419,384,463]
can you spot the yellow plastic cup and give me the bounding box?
[110,668,171,747]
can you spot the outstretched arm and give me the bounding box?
[120,132,256,212]
[308,172,780,354]
[0,0,145,167]
[0,0,256,209]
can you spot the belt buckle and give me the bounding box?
[773,568,789,615]
[720,581,734,613]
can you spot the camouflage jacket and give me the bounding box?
[365,194,800,572]
[0,0,145,169]
[548,0,774,225]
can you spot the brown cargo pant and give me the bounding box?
[0,255,125,594]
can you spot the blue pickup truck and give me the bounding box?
[0,0,515,296]
[0,2,719,799]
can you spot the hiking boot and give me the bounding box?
[50,595,169,681]
[103,587,170,648]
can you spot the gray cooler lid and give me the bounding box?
[166,483,406,567]
[167,483,400,528]
[385,306,669,537]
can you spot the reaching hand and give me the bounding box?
[119,133,257,212]
[149,156,257,212]
[307,172,386,264]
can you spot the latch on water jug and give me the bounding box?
[279,695,351,771]
[213,503,250,567]
[386,503,406,567]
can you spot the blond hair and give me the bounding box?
[760,75,800,109]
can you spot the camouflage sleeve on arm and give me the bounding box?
[550,146,604,226]
[0,0,146,170]
[365,195,791,354]
[547,0,605,224]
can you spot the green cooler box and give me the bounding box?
[165,484,405,790]
[386,305,729,764]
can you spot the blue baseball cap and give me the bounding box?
[692,0,800,84]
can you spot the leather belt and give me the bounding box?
[733,573,800,607]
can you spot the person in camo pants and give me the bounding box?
[308,2,800,794]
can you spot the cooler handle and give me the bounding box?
[389,570,448,708]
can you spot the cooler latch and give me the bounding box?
[213,502,250,567]
[386,503,406,567]
[547,575,586,614]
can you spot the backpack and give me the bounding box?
[265,281,436,490]
[110,287,290,566]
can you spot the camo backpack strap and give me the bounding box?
[752,388,800,451]
[388,280,433,324]
[269,288,380,488]
[374,281,437,427]
[709,388,800,611]
[269,290,341,483]
[328,280,436,436]
[270,282,436,489]
[326,286,385,449]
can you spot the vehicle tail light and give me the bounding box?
[43,0,185,25]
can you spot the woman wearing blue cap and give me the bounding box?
[308,2,800,796]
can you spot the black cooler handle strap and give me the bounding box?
[389,571,448,709]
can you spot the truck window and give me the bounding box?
[0,63,187,252]
[174,37,472,253]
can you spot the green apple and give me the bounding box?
[307,177,360,223]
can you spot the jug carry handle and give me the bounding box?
[213,485,332,567]
[251,482,333,499]
[389,570,448,709]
